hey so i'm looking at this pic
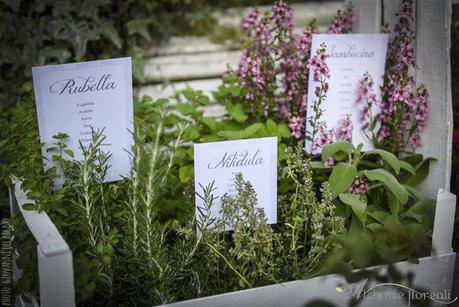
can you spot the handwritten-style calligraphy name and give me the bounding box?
[328,44,375,58]
[207,149,264,169]
[49,74,116,95]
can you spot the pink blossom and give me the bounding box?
[311,122,333,155]
[288,116,305,139]
[324,157,336,167]
[348,176,369,194]
[307,46,330,81]
[271,0,293,35]
[414,86,429,130]
[410,134,421,149]
[318,122,334,147]
[356,72,378,130]
[327,4,354,34]
[334,115,353,142]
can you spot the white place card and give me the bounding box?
[194,137,277,228]
[306,34,389,152]
[32,57,133,184]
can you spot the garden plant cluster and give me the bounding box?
[0,0,440,306]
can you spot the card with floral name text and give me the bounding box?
[194,137,278,229]
[306,34,389,153]
[32,57,133,186]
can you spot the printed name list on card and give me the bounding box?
[305,34,389,152]
[32,57,134,185]
[194,137,277,229]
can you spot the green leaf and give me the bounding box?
[244,123,264,137]
[328,162,357,199]
[226,103,248,123]
[387,192,400,215]
[401,211,423,223]
[322,141,354,162]
[363,149,400,174]
[64,149,74,158]
[278,143,286,161]
[179,165,194,183]
[276,123,292,139]
[367,210,390,224]
[402,158,435,187]
[403,154,424,166]
[266,119,277,135]
[176,103,196,116]
[406,199,435,215]
[200,116,217,131]
[311,161,326,169]
[339,193,367,223]
[366,223,383,232]
[404,185,423,200]
[100,22,123,49]
[55,207,69,217]
[364,169,409,204]
[399,161,416,175]
[126,19,152,41]
[183,126,200,141]
[22,203,36,211]
[217,130,242,140]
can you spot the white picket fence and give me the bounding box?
[10,0,457,306]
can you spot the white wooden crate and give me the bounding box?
[9,183,457,307]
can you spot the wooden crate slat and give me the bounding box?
[143,51,241,83]
[137,78,223,102]
[163,252,457,307]
[37,247,75,307]
[352,0,382,33]
[14,181,69,256]
[415,0,453,198]
[214,2,344,29]
[432,189,457,255]
[382,0,402,31]
[12,181,76,307]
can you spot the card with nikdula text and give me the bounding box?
[194,137,278,230]
[32,57,134,187]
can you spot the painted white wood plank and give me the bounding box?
[352,0,382,33]
[147,37,229,57]
[415,0,453,199]
[146,25,326,58]
[37,247,75,307]
[382,0,402,32]
[145,1,343,58]
[215,2,344,29]
[14,182,69,256]
[201,103,226,118]
[143,51,241,82]
[12,181,76,307]
[432,189,456,255]
[164,252,457,307]
[137,78,222,101]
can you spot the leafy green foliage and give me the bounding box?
[328,163,357,199]
[3,79,434,305]
[0,0,221,107]
[277,144,344,280]
[313,141,433,270]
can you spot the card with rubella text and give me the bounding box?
[32,57,133,186]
